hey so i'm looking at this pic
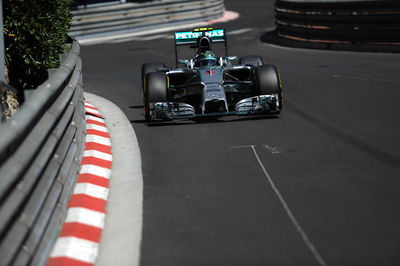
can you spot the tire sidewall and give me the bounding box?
[255,64,283,111]
[141,62,167,90]
[143,72,168,121]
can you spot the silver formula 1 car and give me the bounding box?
[141,27,283,122]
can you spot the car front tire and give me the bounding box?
[144,72,168,122]
[255,64,283,111]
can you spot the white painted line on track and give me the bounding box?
[250,145,328,266]
[332,74,400,84]
[230,145,254,149]
[263,26,276,32]
[109,34,170,43]
[231,145,328,266]
[137,34,170,41]
[372,77,400,84]
[228,28,254,35]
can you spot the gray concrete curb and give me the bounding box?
[84,92,143,266]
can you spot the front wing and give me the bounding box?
[147,94,280,121]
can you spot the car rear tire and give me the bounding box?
[141,62,167,90]
[239,55,264,67]
[144,72,168,122]
[255,64,283,111]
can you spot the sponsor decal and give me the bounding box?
[206,88,221,92]
[175,29,224,40]
[206,85,222,98]
[205,29,224,38]
[175,32,202,40]
[206,70,216,75]
[207,92,222,98]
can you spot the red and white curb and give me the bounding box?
[205,10,239,25]
[47,102,112,266]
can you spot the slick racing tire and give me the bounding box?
[239,55,264,67]
[144,72,168,122]
[255,64,283,111]
[141,62,167,90]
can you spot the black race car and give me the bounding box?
[141,28,282,122]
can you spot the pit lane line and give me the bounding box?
[231,145,328,266]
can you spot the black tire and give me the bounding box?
[141,62,166,90]
[255,64,283,111]
[239,55,264,67]
[144,72,168,122]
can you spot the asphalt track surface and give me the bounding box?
[81,0,400,265]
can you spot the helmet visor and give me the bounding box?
[200,58,217,67]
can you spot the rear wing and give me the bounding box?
[174,28,226,45]
[174,28,228,66]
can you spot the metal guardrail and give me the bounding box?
[274,0,400,51]
[75,0,125,7]
[70,0,225,41]
[0,39,85,266]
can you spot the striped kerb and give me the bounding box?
[47,102,112,266]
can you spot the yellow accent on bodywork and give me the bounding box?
[166,75,170,88]
[194,27,214,31]
[277,69,283,103]
[277,69,283,89]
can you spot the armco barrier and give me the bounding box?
[0,39,85,266]
[70,0,225,41]
[273,0,400,52]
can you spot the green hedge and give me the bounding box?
[4,0,73,98]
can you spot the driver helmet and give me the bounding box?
[197,51,218,67]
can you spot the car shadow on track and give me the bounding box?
[129,105,144,109]
[131,114,279,127]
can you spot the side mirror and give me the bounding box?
[178,59,190,66]
[226,56,237,61]
[156,67,169,72]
